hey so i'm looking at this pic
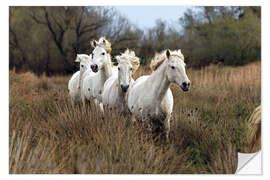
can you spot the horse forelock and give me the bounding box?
[119,49,140,74]
[98,37,112,54]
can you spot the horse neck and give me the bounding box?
[104,61,112,78]
[98,61,112,84]
[149,60,170,103]
[104,55,113,78]
[79,69,84,88]
[79,67,89,88]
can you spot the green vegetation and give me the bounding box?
[180,7,261,67]
[9,6,260,75]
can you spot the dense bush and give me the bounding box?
[180,7,261,67]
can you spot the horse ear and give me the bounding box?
[75,55,80,62]
[89,53,93,60]
[90,41,94,48]
[115,56,121,64]
[166,49,170,59]
[95,40,98,47]
[91,40,97,48]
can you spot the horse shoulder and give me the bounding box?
[128,75,150,113]
[133,75,149,87]
[68,71,80,90]
[82,71,95,100]
[68,71,81,102]
[111,66,118,77]
[128,76,147,100]
[102,76,117,105]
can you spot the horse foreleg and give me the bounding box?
[81,96,86,109]
[71,98,75,108]
[99,102,104,113]
[131,114,136,122]
[94,99,99,106]
[94,99,104,113]
[164,114,171,141]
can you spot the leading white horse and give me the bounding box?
[82,43,113,111]
[127,49,191,140]
[102,49,140,113]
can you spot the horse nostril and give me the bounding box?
[187,82,191,87]
[120,85,129,92]
[182,82,187,87]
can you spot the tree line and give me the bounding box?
[9,6,261,75]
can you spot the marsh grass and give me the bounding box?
[9,62,261,174]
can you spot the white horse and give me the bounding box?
[82,44,113,111]
[90,36,118,76]
[102,49,140,112]
[127,49,191,140]
[68,54,93,106]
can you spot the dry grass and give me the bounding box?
[9,61,261,174]
[240,105,261,153]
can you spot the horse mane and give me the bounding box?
[118,49,140,74]
[90,37,112,54]
[150,49,184,71]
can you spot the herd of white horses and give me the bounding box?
[68,37,191,140]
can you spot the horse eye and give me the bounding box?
[101,52,105,55]
[130,68,132,71]
[171,66,175,69]
[118,67,120,71]
[81,65,84,68]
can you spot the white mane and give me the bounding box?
[90,37,112,54]
[150,49,184,71]
[117,49,140,74]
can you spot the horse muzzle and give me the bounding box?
[180,81,190,92]
[91,64,98,72]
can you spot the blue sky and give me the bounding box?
[114,6,191,30]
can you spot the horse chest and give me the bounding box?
[134,99,165,118]
[91,84,103,101]
[115,95,125,105]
